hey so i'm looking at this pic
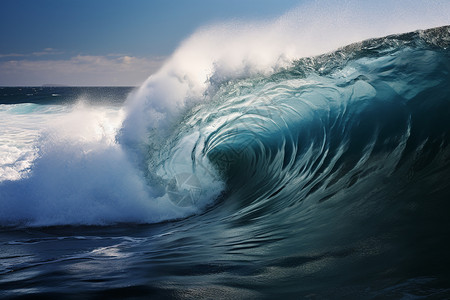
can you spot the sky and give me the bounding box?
[0,0,301,86]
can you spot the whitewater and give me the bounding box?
[1,0,450,298]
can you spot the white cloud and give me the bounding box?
[0,54,166,86]
[0,48,63,58]
[31,48,64,57]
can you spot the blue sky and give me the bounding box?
[0,0,301,86]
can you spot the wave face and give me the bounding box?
[129,25,450,224]
[200,26,450,218]
[1,13,450,300]
[125,26,450,298]
[126,26,450,297]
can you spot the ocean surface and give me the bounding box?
[1,25,450,298]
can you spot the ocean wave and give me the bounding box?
[152,26,450,223]
[1,21,449,226]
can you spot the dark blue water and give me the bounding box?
[0,86,133,105]
[1,26,450,299]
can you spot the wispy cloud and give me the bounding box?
[0,48,63,59]
[0,53,27,58]
[31,48,64,57]
[0,54,166,86]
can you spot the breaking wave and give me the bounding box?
[0,0,449,227]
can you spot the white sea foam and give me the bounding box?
[0,102,210,226]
